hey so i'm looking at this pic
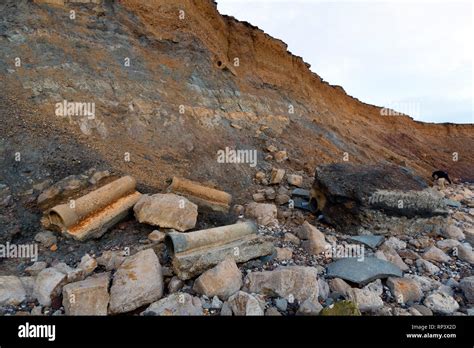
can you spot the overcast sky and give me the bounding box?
[216,0,473,124]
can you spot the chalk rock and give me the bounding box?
[347,287,384,312]
[411,304,433,316]
[193,258,242,300]
[148,230,166,243]
[270,168,285,184]
[274,151,288,163]
[264,188,276,200]
[109,249,163,314]
[134,194,198,232]
[0,276,27,305]
[142,293,203,316]
[328,278,352,297]
[377,245,409,271]
[383,237,407,251]
[252,192,266,202]
[245,202,278,226]
[227,291,265,316]
[405,274,441,293]
[287,174,303,187]
[424,292,460,314]
[265,306,282,316]
[97,250,126,271]
[255,171,266,181]
[416,259,440,275]
[25,261,48,276]
[33,268,67,306]
[297,298,323,316]
[422,246,451,263]
[436,239,461,252]
[211,296,223,309]
[463,228,474,245]
[275,247,293,260]
[244,266,319,302]
[298,221,329,255]
[318,278,330,301]
[283,233,300,245]
[168,277,184,294]
[78,254,97,276]
[458,244,474,265]
[441,224,465,241]
[275,194,290,205]
[387,277,423,304]
[52,262,83,283]
[62,273,110,315]
[89,170,110,185]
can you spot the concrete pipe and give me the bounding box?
[215,59,226,70]
[47,176,141,240]
[172,234,274,280]
[166,220,273,280]
[166,220,256,255]
[167,176,232,213]
[213,57,237,76]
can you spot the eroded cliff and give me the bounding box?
[0,0,472,203]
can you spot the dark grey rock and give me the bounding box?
[326,257,403,286]
[291,188,310,199]
[443,199,461,208]
[348,235,384,249]
[292,197,317,213]
[275,298,288,311]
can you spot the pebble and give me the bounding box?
[34,231,57,248]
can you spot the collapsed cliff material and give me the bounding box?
[167,177,232,213]
[368,189,448,216]
[44,176,141,241]
[311,163,448,233]
[166,221,274,280]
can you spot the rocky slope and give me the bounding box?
[0,172,473,316]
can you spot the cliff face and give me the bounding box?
[0,0,473,202]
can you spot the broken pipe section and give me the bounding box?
[46,176,141,241]
[166,221,274,280]
[167,176,232,213]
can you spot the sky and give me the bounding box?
[216,0,473,124]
